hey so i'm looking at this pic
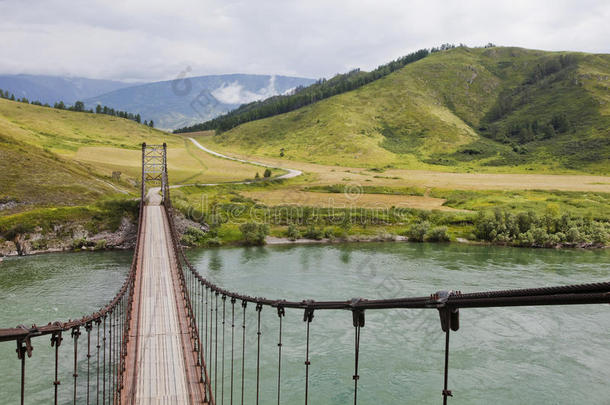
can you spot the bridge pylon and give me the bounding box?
[141,143,168,204]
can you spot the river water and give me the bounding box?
[0,244,608,404]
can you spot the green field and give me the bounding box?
[202,47,609,174]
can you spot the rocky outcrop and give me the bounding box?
[0,211,207,257]
[0,216,138,257]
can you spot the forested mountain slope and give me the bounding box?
[204,47,609,173]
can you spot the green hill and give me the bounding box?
[0,98,264,215]
[205,46,610,174]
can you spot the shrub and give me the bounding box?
[239,222,269,245]
[72,238,88,250]
[181,227,208,247]
[303,225,323,240]
[286,224,301,241]
[531,227,549,246]
[406,221,430,242]
[30,239,48,251]
[323,227,335,239]
[263,168,272,178]
[589,223,609,244]
[426,226,449,242]
[95,239,107,250]
[565,227,581,243]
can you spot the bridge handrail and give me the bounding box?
[0,145,148,405]
[0,162,145,343]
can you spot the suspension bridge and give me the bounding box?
[1,143,608,405]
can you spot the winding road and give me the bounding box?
[187,137,302,180]
[146,138,303,202]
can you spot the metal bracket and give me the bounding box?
[433,290,460,332]
[50,331,63,348]
[350,298,365,328]
[15,325,37,359]
[303,301,315,323]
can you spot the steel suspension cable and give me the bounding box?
[255,303,263,405]
[102,316,106,405]
[241,301,247,405]
[215,291,219,400]
[276,306,285,405]
[230,297,236,405]
[51,330,62,405]
[222,295,227,405]
[96,319,100,405]
[72,326,81,405]
[86,322,92,405]
[303,308,314,405]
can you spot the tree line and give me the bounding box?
[0,88,153,127]
[174,47,433,134]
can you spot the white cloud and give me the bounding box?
[211,76,280,105]
[0,0,608,81]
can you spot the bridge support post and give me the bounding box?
[434,291,460,404]
[142,143,168,205]
[351,300,365,405]
[303,304,315,405]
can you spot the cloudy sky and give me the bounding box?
[1,0,609,82]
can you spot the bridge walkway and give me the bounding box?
[123,200,207,404]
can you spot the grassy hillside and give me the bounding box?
[0,98,274,216]
[205,46,609,174]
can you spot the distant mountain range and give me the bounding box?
[83,74,315,130]
[0,74,132,105]
[0,73,315,130]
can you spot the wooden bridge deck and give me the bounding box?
[123,203,207,404]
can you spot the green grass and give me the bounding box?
[204,46,609,174]
[0,131,127,210]
[0,197,139,239]
[0,98,273,218]
[170,182,609,246]
[430,188,610,220]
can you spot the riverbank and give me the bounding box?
[0,207,205,257]
[2,225,607,259]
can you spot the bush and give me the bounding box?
[531,227,549,246]
[286,224,301,241]
[72,238,88,250]
[181,227,208,247]
[426,226,449,242]
[589,223,609,244]
[239,222,269,245]
[323,227,335,239]
[566,227,580,243]
[263,168,272,178]
[406,221,430,242]
[95,239,107,250]
[30,239,48,251]
[303,225,323,240]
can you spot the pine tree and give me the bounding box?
[96,104,102,114]
[143,120,148,126]
[148,120,154,128]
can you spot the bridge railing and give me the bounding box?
[160,164,610,405]
[0,150,148,405]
